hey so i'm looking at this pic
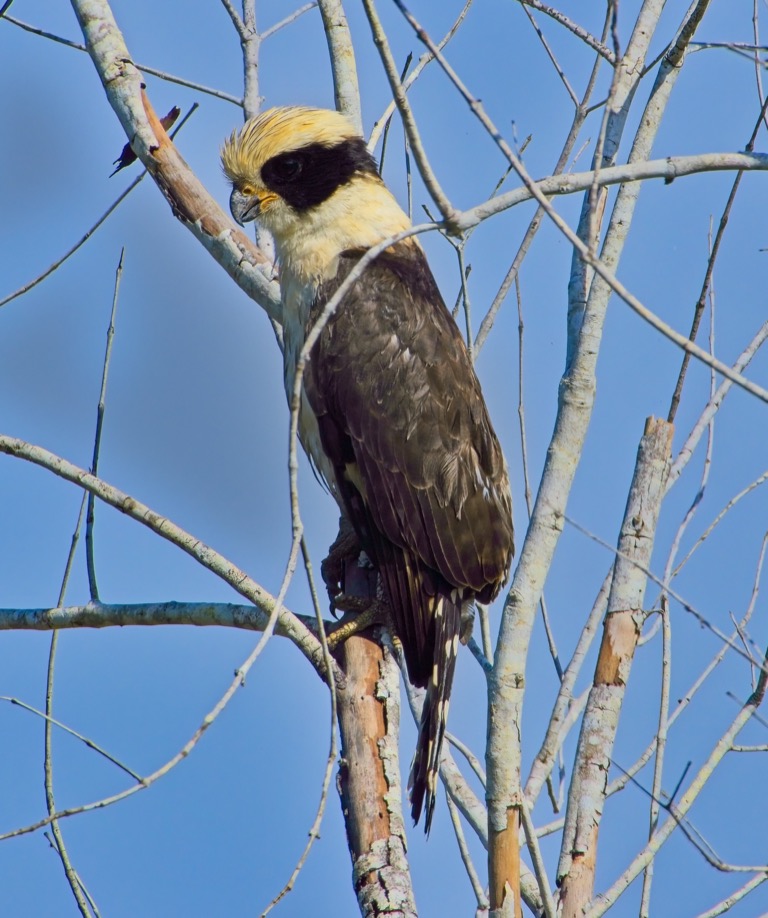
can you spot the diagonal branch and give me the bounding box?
[516,0,616,63]
[0,436,329,677]
[588,638,768,917]
[69,0,281,321]
[557,418,674,916]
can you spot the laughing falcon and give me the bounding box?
[222,107,514,831]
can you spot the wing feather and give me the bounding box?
[309,245,513,582]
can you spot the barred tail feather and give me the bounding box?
[409,595,461,833]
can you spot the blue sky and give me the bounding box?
[2,1,768,915]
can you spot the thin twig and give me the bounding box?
[515,275,562,683]
[86,249,124,601]
[5,16,242,104]
[457,248,473,359]
[642,264,714,908]
[515,277,533,517]
[261,538,338,914]
[607,558,766,800]
[522,4,578,105]
[261,3,317,40]
[565,515,766,671]
[446,731,487,787]
[669,321,768,488]
[668,94,768,422]
[445,793,489,911]
[1,102,198,310]
[520,796,557,918]
[694,873,768,918]
[1,697,141,780]
[44,833,102,918]
[516,0,616,63]
[639,595,672,915]
[0,175,142,309]
[586,651,768,913]
[0,437,328,674]
[525,575,609,805]
[670,472,768,580]
[475,8,611,352]
[378,53,412,175]
[368,0,473,151]
[2,522,308,845]
[44,493,93,917]
[361,0,459,223]
[608,758,768,874]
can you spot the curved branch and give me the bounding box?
[455,151,768,232]
[5,15,243,104]
[69,0,281,322]
[0,436,329,678]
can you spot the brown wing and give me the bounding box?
[306,244,513,602]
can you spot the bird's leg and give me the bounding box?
[322,515,391,649]
[321,514,362,616]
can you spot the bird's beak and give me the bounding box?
[230,188,262,226]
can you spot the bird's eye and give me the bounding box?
[272,156,302,181]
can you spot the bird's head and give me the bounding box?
[221,107,412,279]
[221,107,380,235]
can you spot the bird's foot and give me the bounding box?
[321,516,362,617]
[325,597,389,650]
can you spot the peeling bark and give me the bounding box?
[489,807,522,917]
[336,558,417,917]
[557,418,674,916]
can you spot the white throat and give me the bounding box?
[270,177,412,285]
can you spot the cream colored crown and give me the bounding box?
[221,106,360,186]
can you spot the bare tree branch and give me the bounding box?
[516,1,616,63]
[0,437,329,676]
[4,15,243,104]
[457,151,768,232]
[557,418,673,915]
[317,0,361,131]
[589,640,768,916]
[367,0,472,152]
[362,0,459,223]
[0,600,322,632]
[337,629,417,918]
[69,0,280,319]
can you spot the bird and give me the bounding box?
[221,106,514,832]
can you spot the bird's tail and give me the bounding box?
[409,594,461,833]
